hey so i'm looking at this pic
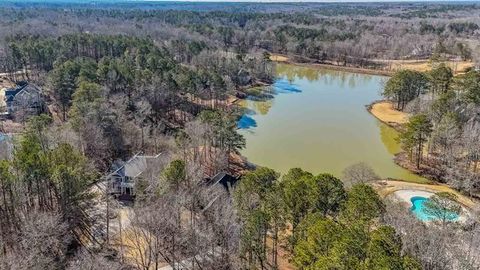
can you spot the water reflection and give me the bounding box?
[238,63,425,182]
[237,114,257,129]
[238,77,299,117]
[273,79,301,94]
[378,122,402,155]
[275,63,379,90]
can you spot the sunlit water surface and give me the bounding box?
[238,63,425,182]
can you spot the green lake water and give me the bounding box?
[238,63,425,182]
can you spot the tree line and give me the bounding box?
[1,3,479,70]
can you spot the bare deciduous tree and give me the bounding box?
[342,162,379,187]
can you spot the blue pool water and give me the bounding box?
[410,196,459,221]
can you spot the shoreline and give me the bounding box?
[236,64,474,206]
[393,152,442,182]
[271,53,474,77]
[365,100,440,184]
[366,100,408,131]
[282,60,393,76]
[365,100,476,201]
[270,53,393,76]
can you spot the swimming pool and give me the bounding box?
[410,196,459,222]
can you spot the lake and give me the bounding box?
[238,63,424,182]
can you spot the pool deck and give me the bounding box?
[392,190,435,203]
[374,180,477,209]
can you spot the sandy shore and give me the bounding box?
[367,100,408,131]
[385,59,473,75]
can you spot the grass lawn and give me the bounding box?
[370,101,409,125]
[269,54,289,62]
[386,59,474,75]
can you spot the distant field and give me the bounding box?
[269,54,289,62]
[270,54,474,76]
[386,60,474,74]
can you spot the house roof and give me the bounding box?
[124,155,148,178]
[5,85,26,102]
[5,83,40,102]
[108,153,163,180]
[207,172,238,192]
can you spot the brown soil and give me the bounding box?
[191,146,254,178]
[265,237,295,270]
[185,93,239,109]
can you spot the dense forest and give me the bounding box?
[0,1,479,270]
[0,1,480,69]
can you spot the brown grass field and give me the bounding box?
[369,101,409,126]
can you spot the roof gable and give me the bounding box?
[208,172,238,192]
[124,156,148,178]
[16,84,40,96]
[5,84,41,102]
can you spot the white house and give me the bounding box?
[107,153,163,199]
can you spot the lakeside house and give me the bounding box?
[205,171,238,193]
[106,152,239,201]
[4,82,45,120]
[107,153,164,200]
